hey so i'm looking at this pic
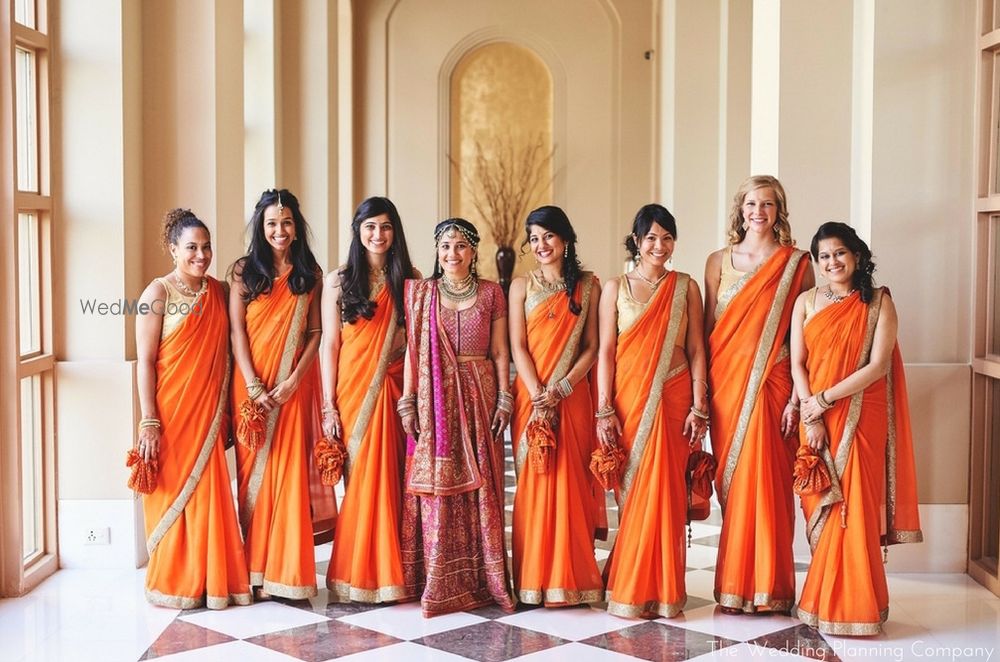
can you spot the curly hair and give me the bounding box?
[339,196,416,325]
[160,208,208,251]
[810,221,877,304]
[521,205,584,315]
[726,175,794,247]
[230,188,321,302]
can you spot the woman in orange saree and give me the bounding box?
[230,189,332,600]
[398,218,515,617]
[135,209,250,608]
[320,197,418,603]
[597,204,708,618]
[509,206,604,606]
[791,222,921,635]
[703,176,814,614]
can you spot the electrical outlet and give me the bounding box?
[84,527,110,545]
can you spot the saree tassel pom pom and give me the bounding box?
[589,443,627,491]
[236,398,268,451]
[125,448,158,494]
[792,445,832,496]
[313,436,348,486]
[526,419,557,474]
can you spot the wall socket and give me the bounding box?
[84,527,110,545]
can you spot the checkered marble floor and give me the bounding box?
[5,443,1000,661]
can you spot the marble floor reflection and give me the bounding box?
[3,444,999,661]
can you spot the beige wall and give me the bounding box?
[49,0,976,566]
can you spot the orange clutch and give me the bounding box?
[236,399,267,451]
[589,443,626,491]
[792,445,832,496]
[313,436,348,486]
[526,419,557,474]
[125,448,158,494]
[686,450,717,522]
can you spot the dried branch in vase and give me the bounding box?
[449,132,555,248]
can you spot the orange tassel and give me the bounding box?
[313,436,348,486]
[125,448,158,494]
[527,419,557,474]
[589,443,626,491]
[236,399,267,451]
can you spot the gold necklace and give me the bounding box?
[439,273,478,302]
[824,285,855,303]
[172,272,207,298]
[369,265,387,297]
[634,266,668,289]
[535,269,565,293]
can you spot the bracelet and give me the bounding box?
[805,418,823,428]
[690,406,710,421]
[496,391,514,414]
[396,394,417,416]
[787,398,800,410]
[247,376,266,400]
[692,378,710,395]
[138,418,161,429]
[322,405,339,417]
[306,327,322,335]
[595,404,616,419]
[553,377,572,400]
[816,390,834,409]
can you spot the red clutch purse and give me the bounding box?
[313,436,349,486]
[793,445,832,496]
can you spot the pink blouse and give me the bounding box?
[438,280,506,357]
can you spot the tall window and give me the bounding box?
[970,1,1000,597]
[2,0,57,595]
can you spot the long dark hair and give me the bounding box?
[231,189,321,302]
[340,196,415,325]
[431,218,480,279]
[810,221,877,303]
[624,203,677,259]
[521,205,583,315]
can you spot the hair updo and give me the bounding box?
[624,204,677,260]
[809,221,877,304]
[160,208,208,251]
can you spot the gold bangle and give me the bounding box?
[816,390,833,409]
[690,406,710,420]
[595,405,616,419]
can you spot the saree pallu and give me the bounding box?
[709,246,810,613]
[511,273,603,606]
[400,279,514,617]
[604,272,690,618]
[234,272,330,599]
[144,278,251,609]
[327,287,414,603]
[797,289,922,635]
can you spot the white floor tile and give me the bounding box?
[497,606,635,640]
[337,641,474,661]
[337,601,487,640]
[667,603,798,641]
[152,639,303,661]
[684,544,719,570]
[179,601,330,639]
[511,641,640,661]
[688,642,815,661]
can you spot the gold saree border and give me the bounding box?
[617,273,689,509]
[716,590,794,614]
[796,606,889,636]
[344,307,398,483]
[606,593,685,619]
[719,250,807,509]
[514,274,594,476]
[329,579,412,604]
[146,358,232,556]
[518,587,603,605]
[240,294,309,532]
[806,289,882,551]
[145,587,252,610]
[882,361,924,547]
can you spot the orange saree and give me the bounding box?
[143,278,251,609]
[604,272,691,618]
[511,272,603,606]
[797,288,922,635]
[327,287,414,603]
[233,272,331,599]
[708,246,810,613]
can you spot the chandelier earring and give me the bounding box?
[563,245,569,258]
[742,219,750,231]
